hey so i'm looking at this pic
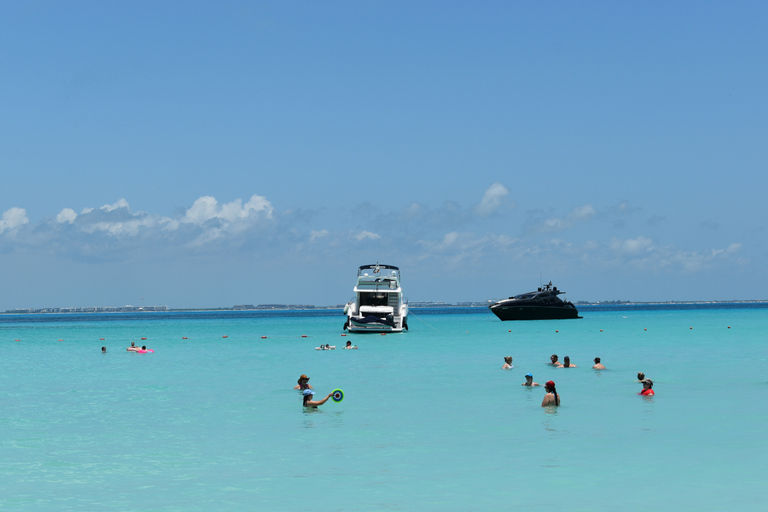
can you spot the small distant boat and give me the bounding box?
[343,263,408,333]
[489,281,581,321]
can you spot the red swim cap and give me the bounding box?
[546,380,556,389]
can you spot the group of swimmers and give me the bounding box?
[101,342,155,353]
[316,341,358,350]
[126,342,153,353]
[503,354,655,406]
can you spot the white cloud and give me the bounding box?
[57,208,78,224]
[310,230,328,241]
[101,199,130,212]
[353,231,381,241]
[475,182,510,217]
[181,194,273,226]
[535,204,596,233]
[0,207,29,234]
[609,236,654,255]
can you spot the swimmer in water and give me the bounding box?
[294,374,313,390]
[560,356,577,368]
[541,380,560,407]
[636,372,646,382]
[302,389,333,408]
[502,356,514,369]
[127,342,139,352]
[101,346,106,353]
[522,373,540,386]
[592,357,606,370]
[639,379,654,396]
[344,341,358,349]
[549,354,563,367]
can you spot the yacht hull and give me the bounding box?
[490,304,581,321]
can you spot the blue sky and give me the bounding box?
[1,1,766,309]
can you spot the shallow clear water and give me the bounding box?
[1,306,766,511]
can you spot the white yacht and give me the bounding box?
[343,264,408,333]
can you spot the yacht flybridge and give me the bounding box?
[343,264,408,333]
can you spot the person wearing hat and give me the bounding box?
[501,356,514,370]
[639,379,654,396]
[521,373,540,387]
[541,380,560,407]
[302,389,333,408]
[592,357,606,370]
[294,374,313,390]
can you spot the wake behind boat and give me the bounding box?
[489,281,581,321]
[343,264,408,333]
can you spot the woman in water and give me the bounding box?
[501,356,514,369]
[302,389,333,408]
[294,374,313,390]
[522,373,540,386]
[560,356,577,368]
[639,379,655,396]
[541,380,560,407]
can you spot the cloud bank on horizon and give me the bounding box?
[0,181,750,308]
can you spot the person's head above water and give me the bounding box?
[642,379,653,389]
[563,356,571,364]
[525,373,533,380]
[346,341,351,346]
[550,354,558,363]
[638,372,645,381]
[545,380,556,391]
[504,356,513,363]
[302,388,315,405]
[594,357,601,363]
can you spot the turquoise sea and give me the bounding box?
[1,305,766,511]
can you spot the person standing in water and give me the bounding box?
[522,373,540,386]
[639,379,655,396]
[592,357,606,370]
[294,374,313,390]
[502,356,514,369]
[541,380,560,407]
[302,389,333,408]
[560,356,577,368]
[549,354,562,367]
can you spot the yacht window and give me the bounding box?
[359,293,389,307]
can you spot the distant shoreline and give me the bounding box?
[3,299,767,315]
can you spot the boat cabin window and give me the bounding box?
[359,292,390,307]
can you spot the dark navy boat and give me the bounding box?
[489,282,581,321]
